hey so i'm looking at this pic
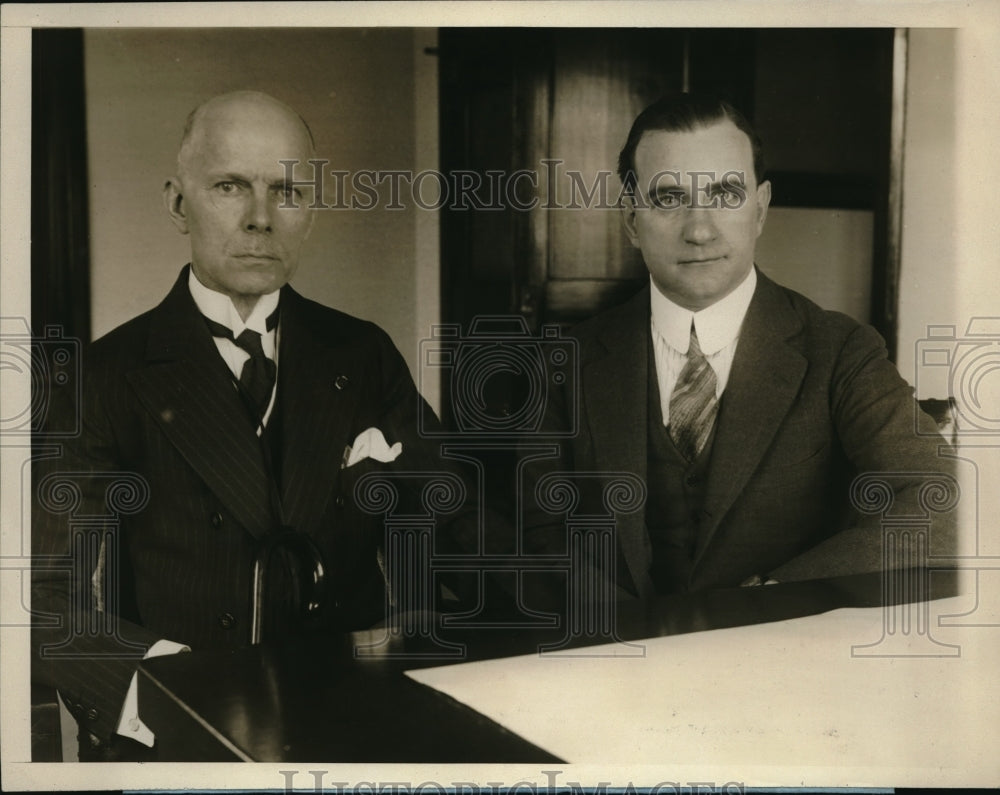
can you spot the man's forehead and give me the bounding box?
[181,111,312,176]
[178,91,311,160]
[633,121,754,177]
[202,126,309,159]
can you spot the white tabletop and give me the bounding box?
[407,594,999,787]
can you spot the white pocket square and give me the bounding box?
[343,427,402,468]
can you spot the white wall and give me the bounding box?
[895,27,1000,561]
[897,28,957,393]
[84,28,440,406]
[898,27,1000,397]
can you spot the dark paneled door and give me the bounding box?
[440,28,691,331]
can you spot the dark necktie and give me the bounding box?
[203,309,278,421]
[668,323,719,462]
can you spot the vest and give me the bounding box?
[645,341,716,594]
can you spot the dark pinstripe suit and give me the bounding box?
[32,266,451,741]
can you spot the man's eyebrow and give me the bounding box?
[648,181,740,197]
[649,184,689,199]
[203,173,300,189]
[701,178,748,194]
[206,172,249,183]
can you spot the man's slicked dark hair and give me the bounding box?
[617,93,765,195]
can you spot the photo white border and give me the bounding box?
[3,1,998,791]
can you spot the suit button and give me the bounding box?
[334,495,345,509]
[219,612,237,630]
[685,474,700,487]
[86,707,99,721]
[210,512,223,529]
[690,511,700,524]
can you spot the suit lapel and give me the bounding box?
[126,267,275,539]
[276,288,358,535]
[584,287,654,597]
[695,270,808,565]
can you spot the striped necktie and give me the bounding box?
[668,323,718,462]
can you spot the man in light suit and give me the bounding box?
[31,91,461,757]
[522,93,956,604]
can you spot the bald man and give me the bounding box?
[32,92,457,758]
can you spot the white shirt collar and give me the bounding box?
[188,267,280,337]
[649,266,757,355]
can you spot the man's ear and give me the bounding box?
[620,194,641,249]
[754,179,772,237]
[163,177,189,234]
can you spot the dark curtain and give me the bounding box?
[29,31,92,760]
[32,28,91,343]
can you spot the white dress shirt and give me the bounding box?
[188,268,280,430]
[650,267,757,426]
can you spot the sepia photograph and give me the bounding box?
[2,2,999,792]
